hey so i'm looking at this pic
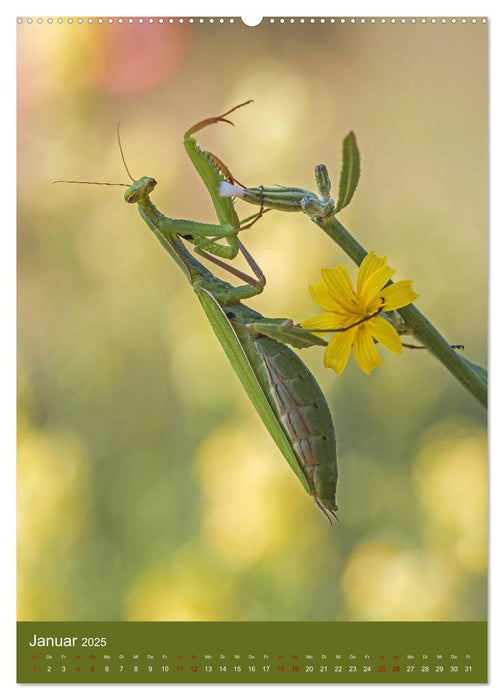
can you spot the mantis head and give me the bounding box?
[124,176,158,204]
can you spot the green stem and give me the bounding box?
[313,215,487,408]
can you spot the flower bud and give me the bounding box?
[315,164,332,201]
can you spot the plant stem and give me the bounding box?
[313,215,487,408]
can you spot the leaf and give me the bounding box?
[335,131,360,213]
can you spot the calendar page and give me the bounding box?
[16,13,487,684]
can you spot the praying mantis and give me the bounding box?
[126,190,339,523]
[57,102,341,523]
[218,130,361,221]
[121,106,341,524]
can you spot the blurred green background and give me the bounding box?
[17,18,487,622]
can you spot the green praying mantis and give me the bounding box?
[127,198,339,523]
[57,101,349,524]
[218,129,361,221]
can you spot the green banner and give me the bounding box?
[17,621,486,683]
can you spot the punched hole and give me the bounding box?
[241,17,263,26]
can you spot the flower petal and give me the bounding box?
[300,312,344,333]
[309,278,338,311]
[359,263,396,305]
[353,326,383,374]
[321,265,356,305]
[357,252,387,294]
[381,280,419,311]
[324,328,357,374]
[371,316,403,355]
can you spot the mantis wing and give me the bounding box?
[195,286,311,494]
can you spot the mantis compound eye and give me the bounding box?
[124,187,138,203]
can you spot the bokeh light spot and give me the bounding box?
[98,23,192,93]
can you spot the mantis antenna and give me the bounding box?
[53,122,134,187]
[53,180,130,186]
[116,121,135,182]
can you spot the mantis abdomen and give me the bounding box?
[195,285,339,522]
[239,330,338,520]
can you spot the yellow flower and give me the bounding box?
[301,252,419,375]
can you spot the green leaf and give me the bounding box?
[335,131,360,213]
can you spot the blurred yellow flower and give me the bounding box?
[301,252,418,374]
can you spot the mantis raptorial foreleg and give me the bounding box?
[124,102,269,289]
[56,102,268,289]
[179,100,268,265]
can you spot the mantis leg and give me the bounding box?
[237,186,266,232]
[402,342,464,350]
[184,100,253,138]
[192,185,266,265]
[183,102,273,265]
[199,148,247,188]
[189,238,265,292]
[237,240,265,289]
[183,102,256,258]
[191,236,239,260]
[191,188,267,258]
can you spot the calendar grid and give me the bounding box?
[17,621,487,683]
